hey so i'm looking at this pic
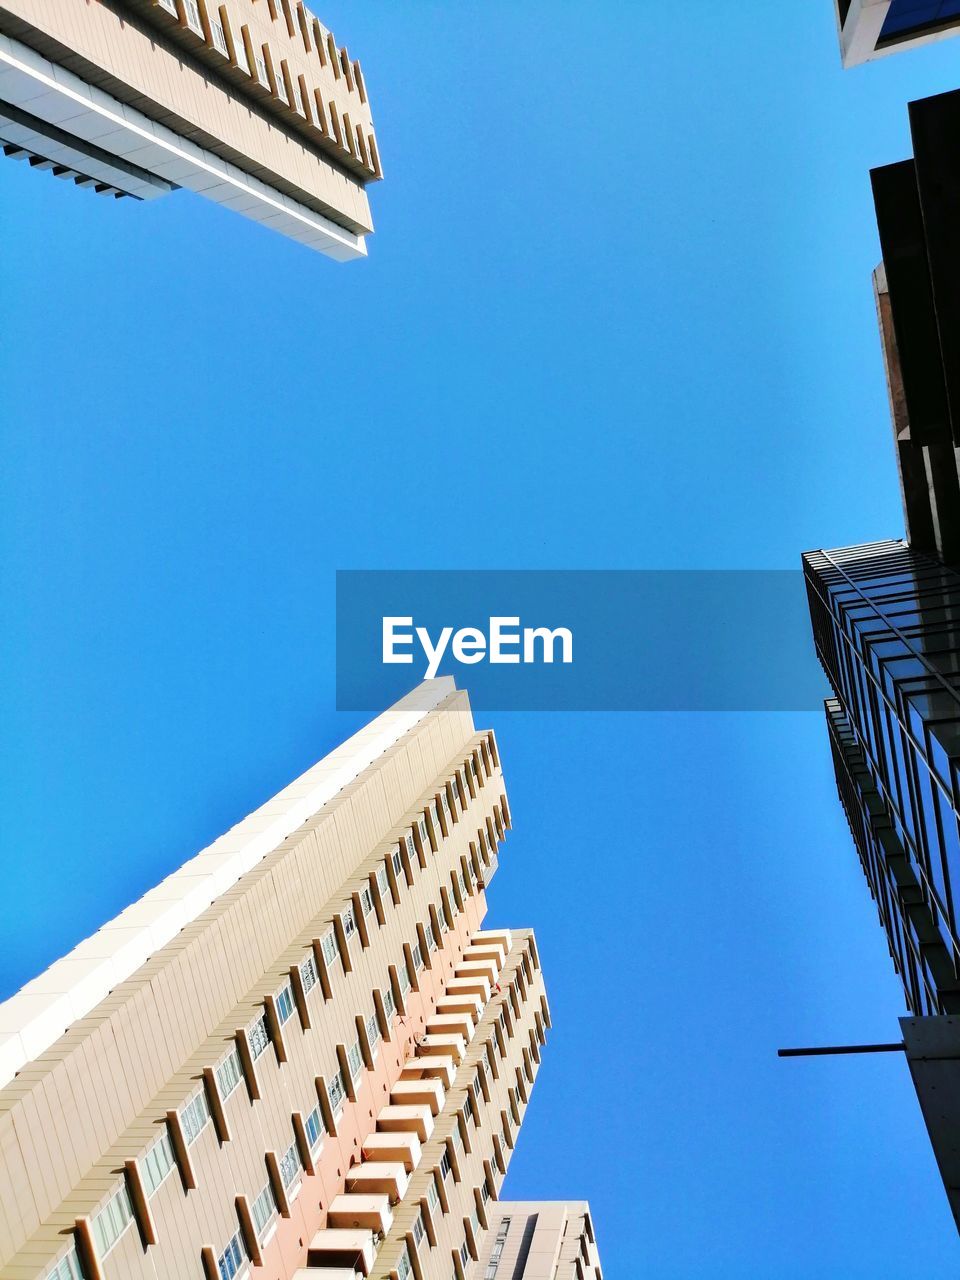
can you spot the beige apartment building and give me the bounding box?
[0,680,556,1280]
[469,1204,603,1280]
[0,0,380,257]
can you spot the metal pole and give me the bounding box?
[777,1043,905,1058]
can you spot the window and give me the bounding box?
[274,63,289,103]
[255,48,269,87]
[418,817,429,845]
[342,905,357,938]
[376,864,389,898]
[328,1069,346,1114]
[427,1177,441,1213]
[157,0,177,12]
[45,1250,84,1280]
[360,886,375,917]
[347,1041,363,1082]
[180,1087,210,1144]
[405,833,417,862]
[397,1245,413,1280]
[485,1217,510,1279]
[92,1183,134,1257]
[441,789,450,815]
[398,964,411,995]
[424,922,436,952]
[209,8,228,55]
[392,845,404,879]
[382,987,396,1021]
[321,927,338,967]
[217,1047,243,1100]
[480,1180,490,1204]
[412,942,424,971]
[434,800,443,830]
[251,1182,278,1242]
[217,1229,247,1280]
[460,1240,470,1267]
[440,1149,452,1180]
[248,1014,270,1060]
[412,1209,426,1250]
[305,1105,324,1151]
[140,1131,176,1195]
[275,983,295,1025]
[300,954,318,995]
[366,1011,381,1051]
[457,869,467,899]
[279,1141,301,1190]
[232,24,249,73]
[463,1094,475,1125]
[183,0,203,34]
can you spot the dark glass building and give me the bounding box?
[804,540,960,1015]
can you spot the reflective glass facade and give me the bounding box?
[804,539,960,1014]
[880,0,960,42]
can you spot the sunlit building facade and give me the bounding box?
[469,1203,603,1280]
[0,0,381,257]
[0,680,554,1280]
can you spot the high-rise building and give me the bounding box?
[834,0,960,67]
[800,82,960,1233]
[469,1203,603,1280]
[803,540,960,1230]
[0,679,555,1280]
[0,0,381,258]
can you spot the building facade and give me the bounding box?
[804,540,960,1018]
[835,0,960,67]
[469,1204,602,1280]
[0,0,380,258]
[0,679,553,1280]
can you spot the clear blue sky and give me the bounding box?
[2,2,960,1275]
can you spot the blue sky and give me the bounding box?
[3,1,960,1275]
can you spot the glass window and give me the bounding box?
[382,987,396,1021]
[217,1047,243,1099]
[183,0,203,33]
[180,1088,210,1144]
[392,846,405,879]
[360,886,375,917]
[440,1149,452,1179]
[217,1230,247,1280]
[255,49,269,87]
[376,864,390,897]
[327,1069,346,1115]
[397,1245,413,1280]
[279,1141,301,1189]
[412,1210,425,1249]
[45,1249,84,1280]
[305,1106,324,1151]
[209,9,228,55]
[92,1184,134,1257]
[342,906,357,938]
[321,928,338,967]
[419,817,429,845]
[140,1131,176,1196]
[275,984,295,1025]
[251,1182,277,1241]
[366,1011,380,1050]
[248,1014,270,1060]
[398,964,411,995]
[412,942,424,971]
[300,954,318,995]
[347,1041,363,1082]
[427,1178,441,1213]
